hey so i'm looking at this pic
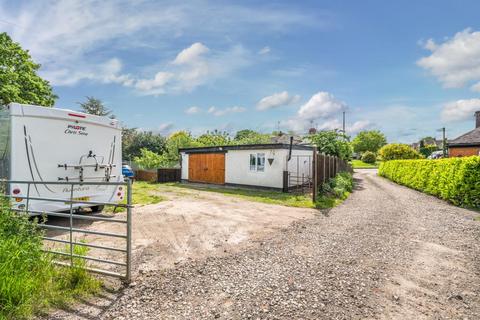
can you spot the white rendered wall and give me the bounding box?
[225,149,288,188]
[180,152,189,180]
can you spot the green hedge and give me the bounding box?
[378,156,480,208]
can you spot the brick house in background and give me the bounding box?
[448,111,480,157]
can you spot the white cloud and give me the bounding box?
[173,42,210,65]
[347,120,372,134]
[417,28,480,89]
[298,92,347,120]
[1,1,320,93]
[282,92,347,131]
[258,46,271,55]
[185,106,201,115]
[471,82,480,92]
[133,72,174,95]
[157,123,174,135]
[41,41,250,95]
[256,91,300,111]
[441,99,480,122]
[207,106,246,116]
[280,91,372,134]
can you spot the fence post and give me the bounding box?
[312,148,317,202]
[326,156,332,181]
[69,183,75,268]
[126,178,132,283]
[282,171,289,192]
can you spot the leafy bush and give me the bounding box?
[378,143,422,161]
[419,144,439,158]
[351,130,387,153]
[308,130,353,160]
[321,172,353,199]
[379,156,480,208]
[133,148,166,169]
[0,197,100,319]
[361,151,376,164]
[316,172,353,209]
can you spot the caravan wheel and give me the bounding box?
[90,205,105,213]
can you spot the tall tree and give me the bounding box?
[122,129,166,161]
[233,129,271,144]
[196,130,231,146]
[0,32,57,106]
[78,96,113,117]
[308,130,352,160]
[351,130,387,154]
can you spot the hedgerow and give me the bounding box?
[378,156,480,208]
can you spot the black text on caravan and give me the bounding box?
[65,124,88,136]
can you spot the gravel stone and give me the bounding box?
[56,170,480,319]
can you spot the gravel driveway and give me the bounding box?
[60,170,480,319]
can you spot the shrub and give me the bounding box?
[316,172,353,209]
[321,172,353,199]
[361,151,376,164]
[133,148,165,169]
[419,144,438,158]
[0,197,100,319]
[378,143,422,161]
[308,130,353,160]
[378,156,480,208]
[351,130,387,154]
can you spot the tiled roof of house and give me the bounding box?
[448,127,480,146]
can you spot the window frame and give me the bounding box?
[249,152,265,172]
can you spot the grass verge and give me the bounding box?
[350,159,379,169]
[175,183,315,208]
[0,199,101,320]
[105,181,166,212]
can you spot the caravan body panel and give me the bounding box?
[3,103,123,213]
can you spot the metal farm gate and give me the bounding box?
[2,180,133,282]
[284,154,313,193]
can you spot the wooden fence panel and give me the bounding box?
[135,169,158,182]
[157,168,181,183]
[312,153,353,199]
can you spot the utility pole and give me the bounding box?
[342,111,346,133]
[442,127,446,157]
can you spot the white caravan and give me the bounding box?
[0,103,124,214]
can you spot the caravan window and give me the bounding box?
[0,108,10,180]
[249,153,265,172]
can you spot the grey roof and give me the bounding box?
[448,127,480,147]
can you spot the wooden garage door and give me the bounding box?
[188,153,225,184]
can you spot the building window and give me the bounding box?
[249,153,265,172]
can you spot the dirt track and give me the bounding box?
[50,170,480,319]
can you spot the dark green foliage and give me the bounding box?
[361,151,377,164]
[122,130,166,161]
[419,144,438,157]
[308,130,353,160]
[78,96,113,117]
[316,172,354,208]
[378,143,423,161]
[379,157,480,208]
[351,130,387,153]
[0,33,57,107]
[233,129,271,144]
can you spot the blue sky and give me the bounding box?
[2,0,480,142]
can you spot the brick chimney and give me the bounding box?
[476,111,480,128]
